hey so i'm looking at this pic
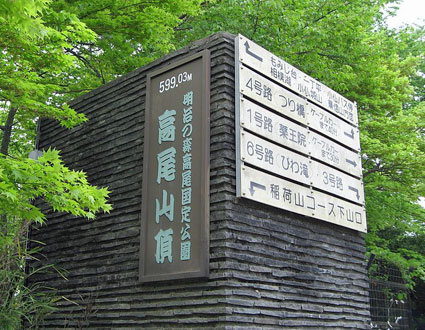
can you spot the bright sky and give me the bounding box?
[386,0,425,28]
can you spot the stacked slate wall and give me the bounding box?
[29,32,371,329]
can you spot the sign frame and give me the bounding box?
[140,50,210,283]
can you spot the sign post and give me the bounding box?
[235,34,366,232]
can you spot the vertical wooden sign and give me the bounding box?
[140,51,210,282]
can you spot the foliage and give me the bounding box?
[360,26,425,288]
[1,1,107,328]
[0,0,96,155]
[0,0,51,36]
[0,149,112,221]
[1,0,208,327]
[49,0,208,88]
[1,231,63,329]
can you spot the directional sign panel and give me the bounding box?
[240,98,362,177]
[235,34,366,232]
[239,65,308,126]
[241,131,364,204]
[239,65,360,151]
[240,166,366,232]
[308,103,360,151]
[237,34,358,126]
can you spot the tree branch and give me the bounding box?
[290,4,345,47]
[65,48,105,84]
[308,7,338,27]
[250,0,262,40]
[291,50,314,56]
[363,167,382,178]
[59,88,94,94]
[80,1,161,19]
[363,162,411,179]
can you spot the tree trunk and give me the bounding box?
[1,107,17,156]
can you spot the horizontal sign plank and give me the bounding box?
[239,64,308,125]
[239,65,360,151]
[240,131,365,204]
[240,98,362,177]
[237,34,358,126]
[308,103,360,151]
[240,166,366,232]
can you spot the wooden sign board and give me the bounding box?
[235,34,367,232]
[240,131,365,204]
[140,51,210,282]
[237,34,358,126]
[240,166,366,232]
[239,65,360,151]
[240,98,362,177]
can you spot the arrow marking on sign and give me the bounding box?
[244,41,263,62]
[249,181,266,196]
[345,158,358,168]
[344,128,355,139]
[348,186,360,200]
